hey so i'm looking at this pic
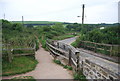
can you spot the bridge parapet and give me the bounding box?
[46,39,120,80]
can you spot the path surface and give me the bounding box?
[59,37,77,45]
[2,46,73,79]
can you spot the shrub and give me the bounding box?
[67,66,73,70]
[53,60,61,65]
[73,72,86,80]
[63,65,68,69]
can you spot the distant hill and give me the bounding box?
[11,21,66,24]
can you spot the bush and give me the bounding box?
[67,66,73,70]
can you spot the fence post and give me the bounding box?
[63,45,65,50]
[110,45,113,56]
[33,43,36,59]
[57,42,59,48]
[7,44,12,63]
[94,43,97,53]
[68,49,72,66]
[75,51,80,74]
[83,42,85,49]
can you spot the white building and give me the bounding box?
[100,27,105,30]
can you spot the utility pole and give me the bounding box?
[82,4,85,28]
[22,16,24,26]
[4,13,5,20]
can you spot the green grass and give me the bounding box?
[53,34,75,40]
[73,72,86,80]
[53,60,72,70]
[12,76,35,79]
[2,56,38,76]
[53,60,61,65]
[11,21,63,24]
[71,41,78,47]
[2,76,36,81]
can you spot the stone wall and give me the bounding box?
[79,58,119,79]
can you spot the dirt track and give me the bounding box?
[2,46,73,79]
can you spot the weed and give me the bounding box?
[53,60,61,65]
[63,65,68,69]
[73,72,86,81]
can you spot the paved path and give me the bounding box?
[2,46,73,79]
[59,37,77,45]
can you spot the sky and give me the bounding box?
[0,0,119,24]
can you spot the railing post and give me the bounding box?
[63,45,65,50]
[7,44,12,63]
[57,42,59,48]
[68,49,72,66]
[110,45,113,56]
[75,51,80,74]
[94,43,97,53]
[83,42,85,49]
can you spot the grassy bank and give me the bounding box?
[53,34,75,40]
[2,56,38,76]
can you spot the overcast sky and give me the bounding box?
[0,0,119,24]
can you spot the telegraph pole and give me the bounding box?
[22,16,24,26]
[4,13,5,20]
[82,4,85,28]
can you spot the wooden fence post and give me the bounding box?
[110,45,113,56]
[94,43,97,53]
[75,51,80,74]
[68,49,72,66]
[7,44,12,63]
[57,42,59,48]
[33,43,36,59]
[63,45,65,50]
[83,42,85,49]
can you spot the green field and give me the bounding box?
[11,21,64,24]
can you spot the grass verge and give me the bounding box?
[73,71,87,80]
[2,56,38,76]
[53,60,72,70]
[2,76,36,81]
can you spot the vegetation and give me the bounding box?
[70,23,120,45]
[2,76,36,81]
[80,26,120,44]
[12,21,63,24]
[73,72,86,80]
[70,23,120,57]
[2,19,74,76]
[53,60,72,70]
[12,76,35,79]
[53,34,75,40]
[2,18,119,77]
[2,56,38,76]
[53,60,61,65]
